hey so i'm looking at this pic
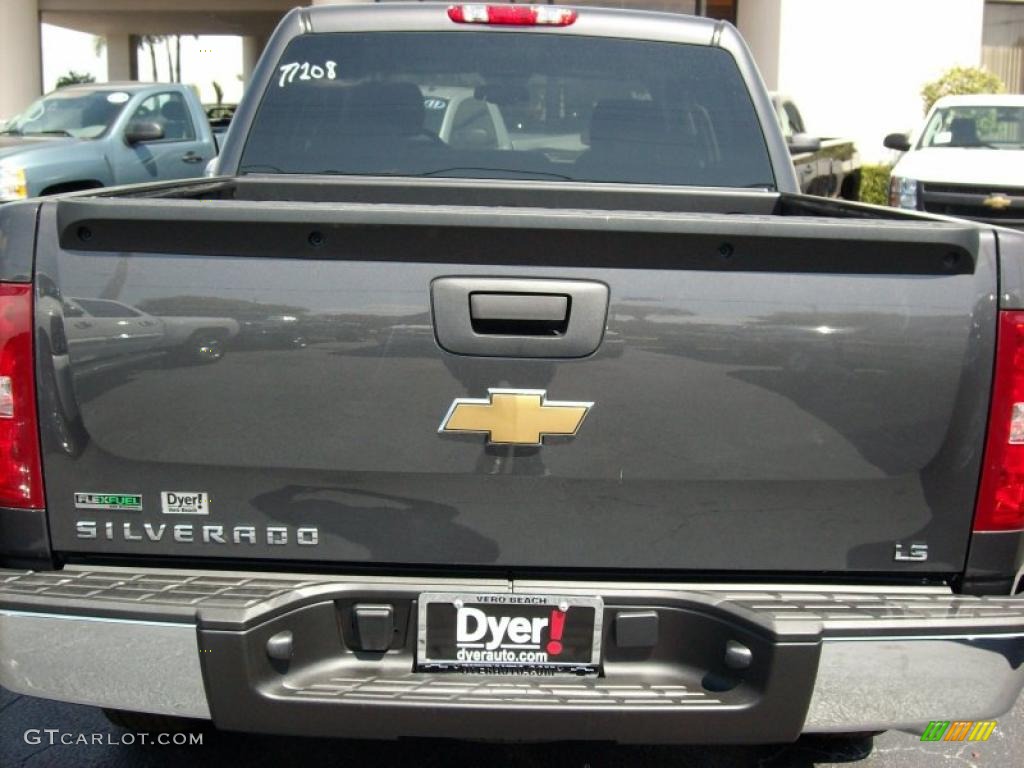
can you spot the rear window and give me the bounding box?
[240,32,774,189]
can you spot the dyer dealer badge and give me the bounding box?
[418,593,603,673]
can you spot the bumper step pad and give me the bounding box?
[286,673,721,707]
[3,568,1022,636]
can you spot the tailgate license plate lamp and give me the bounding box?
[417,593,603,673]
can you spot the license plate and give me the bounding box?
[417,593,603,673]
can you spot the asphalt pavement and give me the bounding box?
[2,685,1020,767]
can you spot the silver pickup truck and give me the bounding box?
[0,3,1022,746]
[0,82,216,201]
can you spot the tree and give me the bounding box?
[165,36,174,81]
[163,36,185,82]
[921,66,1005,114]
[56,71,96,88]
[139,35,164,80]
[212,80,224,106]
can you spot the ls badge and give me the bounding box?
[440,389,593,446]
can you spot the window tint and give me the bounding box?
[241,32,774,189]
[129,92,195,142]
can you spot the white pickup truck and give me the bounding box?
[886,94,1024,227]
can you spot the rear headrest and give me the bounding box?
[343,82,425,137]
[160,100,187,122]
[589,99,672,147]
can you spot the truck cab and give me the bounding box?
[0,82,215,201]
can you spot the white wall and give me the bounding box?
[737,0,783,90]
[741,0,985,162]
[41,27,246,104]
[0,0,42,119]
[136,36,246,103]
[41,24,106,92]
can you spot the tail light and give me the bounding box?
[975,310,1024,531]
[447,5,578,26]
[0,283,44,508]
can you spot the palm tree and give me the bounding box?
[165,36,174,82]
[139,35,164,80]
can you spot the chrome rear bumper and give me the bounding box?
[0,610,208,718]
[805,634,1024,732]
[1,567,1022,741]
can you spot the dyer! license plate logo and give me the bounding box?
[418,593,603,673]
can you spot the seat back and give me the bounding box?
[576,98,700,184]
[342,82,426,138]
[949,117,980,147]
[159,99,191,140]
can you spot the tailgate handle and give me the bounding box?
[469,293,569,336]
[432,277,608,358]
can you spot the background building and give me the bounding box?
[739,0,988,161]
[2,0,1023,162]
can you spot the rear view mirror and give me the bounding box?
[787,133,822,154]
[125,121,164,144]
[883,132,912,152]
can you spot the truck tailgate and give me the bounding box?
[35,197,995,574]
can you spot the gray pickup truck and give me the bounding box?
[0,82,216,201]
[1,3,1022,746]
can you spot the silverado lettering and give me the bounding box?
[74,521,319,546]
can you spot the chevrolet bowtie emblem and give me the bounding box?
[439,389,593,446]
[984,193,1013,211]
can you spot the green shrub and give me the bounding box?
[858,164,892,206]
[921,66,1005,114]
[55,70,95,88]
